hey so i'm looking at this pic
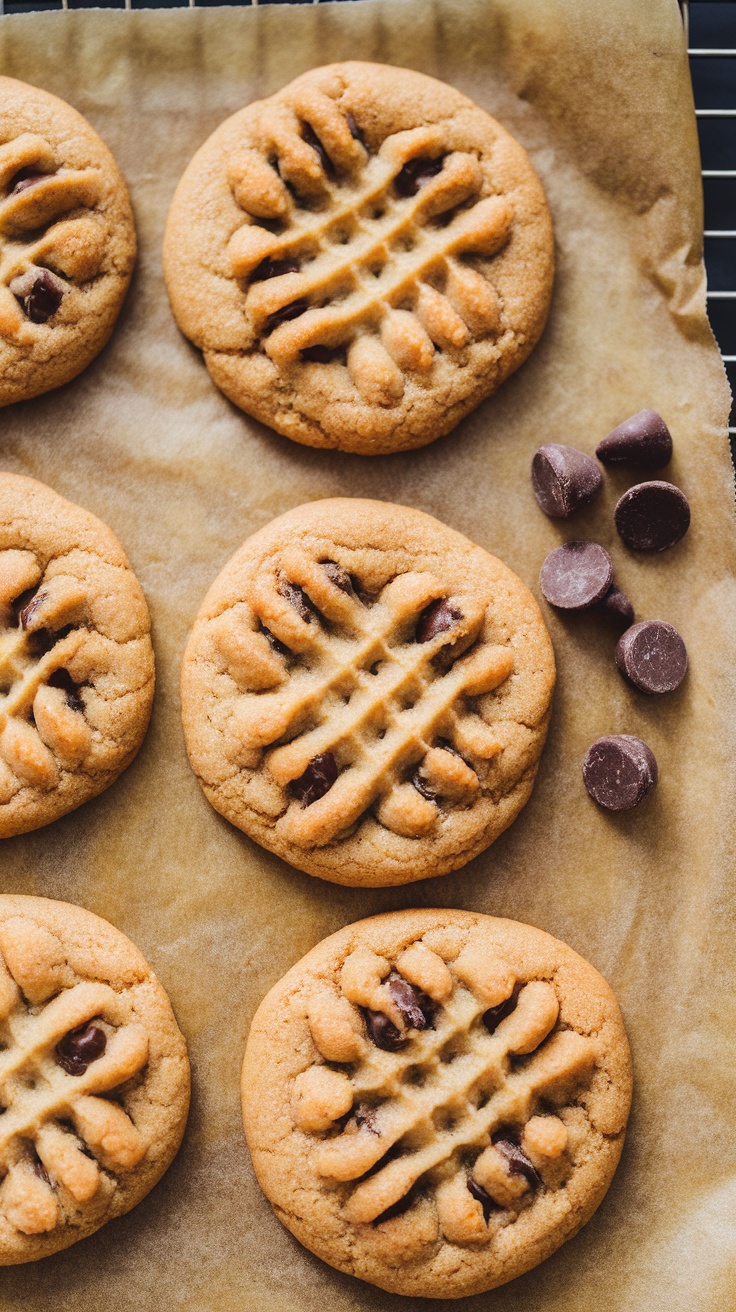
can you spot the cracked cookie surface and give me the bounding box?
[0,894,189,1265]
[180,499,555,886]
[163,61,553,454]
[0,473,155,838]
[0,77,136,407]
[242,909,632,1299]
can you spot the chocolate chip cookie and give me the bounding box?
[0,895,189,1264]
[0,473,154,837]
[241,908,632,1298]
[180,498,555,886]
[163,61,553,454]
[0,77,136,407]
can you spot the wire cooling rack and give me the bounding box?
[1,0,734,453]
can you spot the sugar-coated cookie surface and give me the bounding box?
[164,61,553,454]
[0,473,155,837]
[242,909,632,1299]
[0,76,136,407]
[180,498,555,886]
[0,895,190,1265]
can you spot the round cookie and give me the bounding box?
[242,909,633,1299]
[180,498,555,887]
[163,61,553,455]
[0,76,136,407]
[0,894,190,1264]
[0,472,155,837]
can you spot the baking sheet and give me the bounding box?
[0,0,734,1308]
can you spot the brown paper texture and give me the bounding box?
[0,0,734,1307]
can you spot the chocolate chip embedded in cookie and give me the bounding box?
[241,909,632,1298]
[0,473,155,837]
[0,77,136,407]
[180,499,555,887]
[163,61,553,455]
[0,895,189,1265]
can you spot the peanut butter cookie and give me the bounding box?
[242,909,632,1298]
[0,473,154,837]
[163,62,553,454]
[0,895,190,1264]
[0,77,136,407]
[180,499,554,886]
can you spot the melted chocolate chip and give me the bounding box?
[373,1189,417,1224]
[302,122,334,176]
[289,751,338,807]
[583,734,658,811]
[18,591,44,630]
[531,444,603,519]
[364,1008,406,1052]
[300,344,344,364]
[47,667,84,712]
[596,409,673,469]
[411,768,437,802]
[262,626,291,657]
[10,171,53,196]
[56,1023,107,1077]
[32,1156,51,1185]
[614,480,691,552]
[388,972,435,1030]
[395,156,444,197]
[468,1176,499,1221]
[265,299,309,335]
[415,598,462,643]
[482,990,518,1034]
[11,268,64,324]
[599,584,635,626]
[615,619,688,694]
[539,541,613,609]
[321,560,355,593]
[251,257,300,282]
[278,580,318,624]
[346,112,366,148]
[493,1137,541,1189]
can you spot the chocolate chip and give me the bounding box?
[373,1189,417,1224]
[10,171,53,196]
[599,584,635,626]
[262,626,291,657]
[18,590,44,630]
[265,299,309,335]
[614,481,690,552]
[415,598,462,643]
[345,112,367,148]
[10,268,65,324]
[32,1156,51,1186]
[278,579,317,624]
[251,258,300,282]
[467,1176,499,1221]
[615,619,687,694]
[482,991,518,1034]
[321,560,355,593]
[539,541,613,609]
[387,972,435,1030]
[395,157,444,197]
[301,344,344,363]
[289,751,338,807]
[596,409,673,469]
[56,1023,107,1076]
[583,734,658,811]
[302,122,334,176]
[411,768,436,802]
[493,1137,541,1189]
[47,667,84,712]
[531,444,603,519]
[364,1008,406,1052]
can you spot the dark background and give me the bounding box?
[1,0,734,445]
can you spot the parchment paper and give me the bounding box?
[0,1,734,1308]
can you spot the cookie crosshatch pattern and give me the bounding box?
[164,61,554,454]
[0,474,155,838]
[180,500,555,886]
[0,78,135,407]
[0,896,190,1265]
[242,910,633,1299]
